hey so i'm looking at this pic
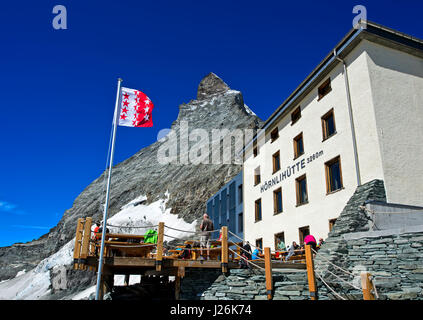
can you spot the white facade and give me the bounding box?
[242,24,423,251]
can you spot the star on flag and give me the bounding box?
[118,87,154,127]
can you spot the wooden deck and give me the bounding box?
[73,218,306,300]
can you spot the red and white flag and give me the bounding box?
[118,87,154,127]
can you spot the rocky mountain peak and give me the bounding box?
[197,72,230,100]
[0,73,263,298]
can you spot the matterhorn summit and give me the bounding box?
[0,73,263,300]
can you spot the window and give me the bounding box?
[291,106,301,124]
[318,78,332,100]
[329,218,337,232]
[254,167,261,186]
[238,212,243,233]
[229,182,236,210]
[274,232,285,250]
[228,182,236,232]
[207,200,213,220]
[296,174,308,206]
[238,184,243,204]
[253,142,258,157]
[270,127,279,143]
[325,156,343,193]
[256,238,263,250]
[213,196,220,227]
[255,199,262,222]
[322,109,336,140]
[273,187,283,214]
[299,226,310,245]
[272,151,281,173]
[293,132,304,159]
[220,189,228,224]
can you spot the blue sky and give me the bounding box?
[0,0,422,247]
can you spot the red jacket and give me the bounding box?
[93,226,100,240]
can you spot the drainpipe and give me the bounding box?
[334,49,362,186]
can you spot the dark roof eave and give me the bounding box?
[242,20,423,154]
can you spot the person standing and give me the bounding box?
[199,213,214,260]
[93,221,101,256]
[93,221,101,240]
[239,241,252,269]
[242,241,252,260]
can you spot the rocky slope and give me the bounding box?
[0,73,263,297]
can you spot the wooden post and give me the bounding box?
[305,244,318,300]
[104,274,114,296]
[124,274,130,286]
[79,217,92,270]
[73,218,84,270]
[98,276,105,300]
[88,237,95,271]
[264,247,273,300]
[97,266,113,300]
[361,272,375,300]
[178,266,185,278]
[175,276,181,300]
[221,226,228,273]
[156,222,164,271]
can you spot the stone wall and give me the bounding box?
[179,179,423,300]
[314,179,423,300]
[180,268,310,300]
[327,179,386,238]
[314,229,423,300]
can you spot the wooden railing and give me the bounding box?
[73,219,377,301]
[72,219,240,270]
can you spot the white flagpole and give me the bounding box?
[95,78,123,300]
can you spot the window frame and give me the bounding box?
[254,167,261,186]
[295,174,309,206]
[321,108,337,141]
[329,218,337,232]
[272,150,281,174]
[238,212,243,233]
[254,198,262,222]
[253,141,258,157]
[256,238,263,251]
[291,106,301,125]
[238,184,243,204]
[298,226,310,245]
[317,78,332,101]
[273,187,283,215]
[293,132,304,160]
[325,156,344,194]
[253,146,258,157]
[270,127,279,143]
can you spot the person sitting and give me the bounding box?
[179,244,191,260]
[251,248,260,260]
[317,238,325,250]
[285,241,299,262]
[276,239,286,259]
